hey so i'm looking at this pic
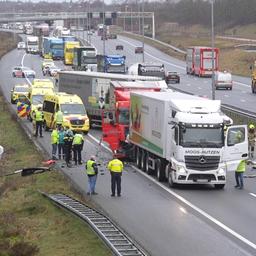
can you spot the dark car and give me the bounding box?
[116,45,124,50]
[109,34,117,39]
[135,47,143,54]
[165,71,180,84]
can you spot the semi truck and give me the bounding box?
[57,71,163,127]
[186,46,219,77]
[43,37,64,59]
[64,41,80,65]
[26,36,39,54]
[103,90,248,188]
[97,55,126,73]
[73,46,97,71]
[33,23,49,37]
[128,63,165,79]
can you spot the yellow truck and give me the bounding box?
[64,41,80,65]
[42,92,90,133]
[251,61,256,93]
[28,87,54,121]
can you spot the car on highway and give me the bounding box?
[12,66,36,78]
[41,58,54,70]
[101,35,109,40]
[135,46,143,54]
[165,71,180,84]
[17,41,26,50]
[116,45,124,51]
[214,70,233,90]
[109,34,117,39]
[88,31,93,35]
[10,83,29,104]
[43,65,61,77]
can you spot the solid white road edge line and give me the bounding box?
[89,132,256,251]
[119,37,250,88]
[21,52,32,86]
[249,193,256,198]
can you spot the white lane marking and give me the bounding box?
[186,84,191,86]
[119,38,186,70]
[197,87,202,90]
[179,207,187,214]
[241,99,246,102]
[21,52,32,86]
[234,81,249,87]
[224,94,230,98]
[89,132,256,251]
[249,193,256,198]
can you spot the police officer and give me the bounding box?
[107,157,124,197]
[86,155,98,195]
[64,128,74,167]
[72,131,84,165]
[34,106,44,137]
[54,109,63,129]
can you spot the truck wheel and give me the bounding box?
[145,152,153,175]
[168,171,176,188]
[156,159,165,181]
[141,150,146,172]
[214,184,225,189]
[136,147,141,169]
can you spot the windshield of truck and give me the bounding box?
[65,48,74,53]
[32,95,44,105]
[15,87,29,92]
[180,125,223,148]
[61,104,86,115]
[51,44,63,49]
[118,109,129,125]
[28,42,38,45]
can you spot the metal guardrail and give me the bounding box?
[41,192,148,256]
[124,32,186,55]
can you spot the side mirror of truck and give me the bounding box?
[250,65,253,70]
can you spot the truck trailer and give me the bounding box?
[97,55,126,73]
[110,90,247,188]
[57,71,164,127]
[186,46,219,77]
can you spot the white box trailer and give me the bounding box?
[129,90,248,188]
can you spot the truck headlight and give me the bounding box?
[218,168,225,175]
[177,165,186,174]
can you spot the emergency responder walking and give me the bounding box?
[86,156,98,195]
[55,109,63,129]
[72,132,84,165]
[248,124,256,159]
[51,127,59,160]
[64,128,74,167]
[107,158,124,197]
[235,160,246,189]
[34,107,44,137]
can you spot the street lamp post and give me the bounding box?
[211,0,215,100]
[102,0,106,71]
[142,0,145,62]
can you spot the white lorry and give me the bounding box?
[26,36,39,54]
[129,90,248,189]
[214,71,233,90]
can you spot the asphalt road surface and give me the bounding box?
[1,33,256,256]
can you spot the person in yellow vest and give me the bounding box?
[86,155,98,195]
[248,124,256,159]
[54,109,63,129]
[107,157,124,197]
[235,160,246,189]
[34,106,44,137]
[51,127,59,160]
[72,131,84,165]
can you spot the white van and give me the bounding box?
[214,71,233,90]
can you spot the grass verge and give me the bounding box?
[0,32,111,256]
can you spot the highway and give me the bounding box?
[1,32,256,255]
